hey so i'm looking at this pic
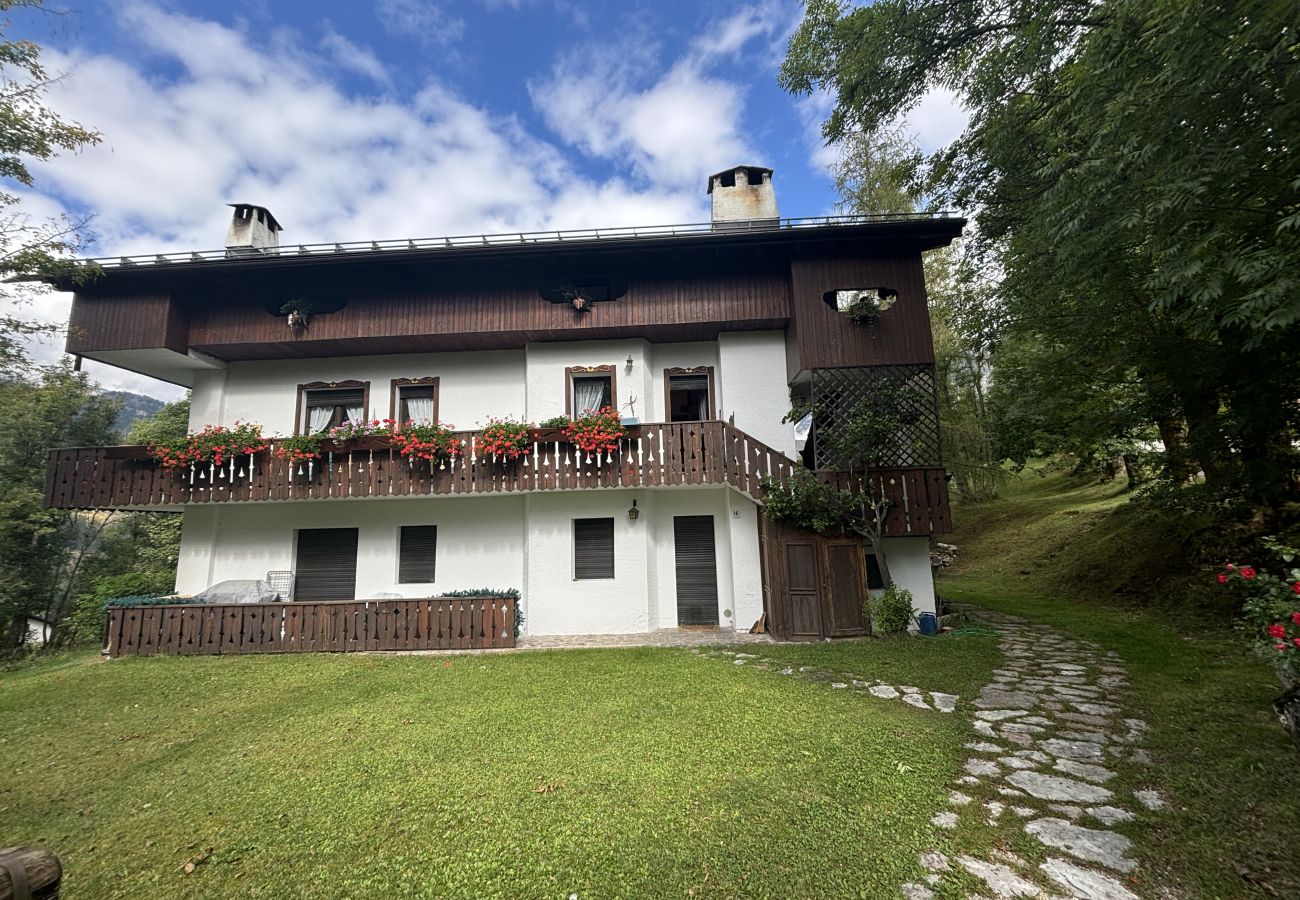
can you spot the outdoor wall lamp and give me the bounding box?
[625,354,634,371]
[628,499,640,521]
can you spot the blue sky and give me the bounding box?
[10,0,966,394]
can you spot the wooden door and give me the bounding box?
[765,519,869,641]
[823,540,869,637]
[294,528,358,602]
[674,515,719,626]
[783,539,823,640]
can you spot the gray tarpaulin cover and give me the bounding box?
[192,579,281,604]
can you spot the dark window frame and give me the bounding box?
[573,517,615,580]
[295,380,370,435]
[565,365,618,418]
[663,366,716,422]
[397,524,438,584]
[389,376,440,424]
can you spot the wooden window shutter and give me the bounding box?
[398,525,437,583]
[573,518,615,580]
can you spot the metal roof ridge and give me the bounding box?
[70,212,962,272]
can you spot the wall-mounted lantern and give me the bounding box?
[628,499,640,521]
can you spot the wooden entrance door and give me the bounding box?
[823,540,869,637]
[764,521,870,641]
[294,528,359,602]
[674,515,719,626]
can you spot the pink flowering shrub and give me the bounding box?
[1218,538,1300,685]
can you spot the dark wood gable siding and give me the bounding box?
[785,250,934,379]
[65,293,188,354]
[181,253,791,359]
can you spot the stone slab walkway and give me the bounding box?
[696,646,961,714]
[905,611,1164,900]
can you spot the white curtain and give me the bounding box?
[345,404,365,425]
[307,406,333,434]
[574,378,606,415]
[404,397,433,424]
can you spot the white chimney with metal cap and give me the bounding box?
[224,203,282,255]
[707,165,777,229]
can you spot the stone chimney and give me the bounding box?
[707,165,777,229]
[224,203,282,255]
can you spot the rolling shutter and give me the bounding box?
[674,515,719,626]
[398,525,437,583]
[294,528,358,602]
[574,518,615,579]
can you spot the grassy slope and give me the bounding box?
[0,642,997,900]
[941,469,1300,898]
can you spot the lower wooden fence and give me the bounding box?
[105,596,518,658]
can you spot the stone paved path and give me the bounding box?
[905,612,1164,900]
[696,646,961,714]
[695,614,1164,898]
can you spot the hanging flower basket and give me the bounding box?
[391,421,463,469]
[563,406,626,461]
[150,422,267,484]
[326,419,396,451]
[477,418,531,462]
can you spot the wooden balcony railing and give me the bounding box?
[105,595,517,658]
[45,422,951,534]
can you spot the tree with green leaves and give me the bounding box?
[0,0,101,375]
[828,122,1002,500]
[0,362,120,647]
[782,0,1300,515]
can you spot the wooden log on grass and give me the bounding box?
[0,846,61,899]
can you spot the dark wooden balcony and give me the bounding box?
[44,422,951,534]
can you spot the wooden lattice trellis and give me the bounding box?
[811,365,943,469]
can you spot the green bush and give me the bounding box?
[868,584,915,636]
[538,416,571,429]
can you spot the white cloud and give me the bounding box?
[530,52,754,190]
[689,0,795,64]
[798,86,971,188]
[375,0,465,47]
[17,2,739,398]
[320,26,391,88]
[907,87,969,155]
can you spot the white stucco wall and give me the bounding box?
[650,490,731,630]
[882,535,937,621]
[717,331,795,457]
[192,351,527,435]
[175,496,526,599]
[522,491,652,635]
[647,341,721,421]
[185,336,792,449]
[522,339,650,422]
[175,486,759,637]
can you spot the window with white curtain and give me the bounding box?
[571,374,612,416]
[300,386,366,433]
[396,385,436,424]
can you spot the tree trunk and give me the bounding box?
[1153,412,1194,484]
[1180,387,1232,487]
[0,845,62,899]
[1122,453,1139,491]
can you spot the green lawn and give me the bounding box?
[941,468,1300,898]
[1,641,996,899]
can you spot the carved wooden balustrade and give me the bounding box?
[45,422,950,534]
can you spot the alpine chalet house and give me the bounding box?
[44,166,963,651]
